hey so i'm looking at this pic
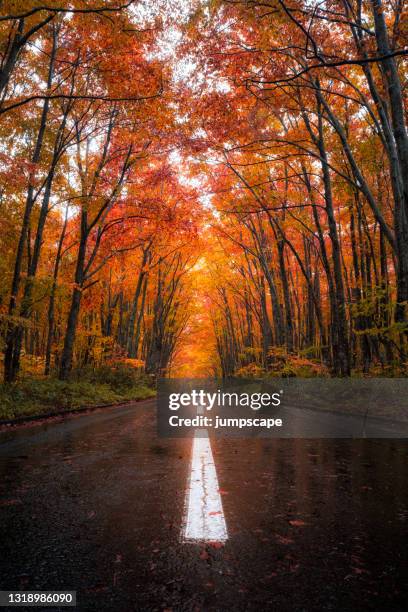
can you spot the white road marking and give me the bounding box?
[182,429,228,542]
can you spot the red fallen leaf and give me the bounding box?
[276,535,294,545]
[351,566,369,575]
[208,511,222,516]
[218,489,229,495]
[289,519,306,527]
[200,550,209,560]
[205,582,214,588]
[0,499,22,506]
[208,541,224,549]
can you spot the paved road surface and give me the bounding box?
[0,399,407,611]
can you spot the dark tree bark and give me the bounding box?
[127,246,150,357]
[3,32,56,382]
[59,116,133,379]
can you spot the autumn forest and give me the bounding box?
[0,0,407,402]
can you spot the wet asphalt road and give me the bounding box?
[0,400,407,611]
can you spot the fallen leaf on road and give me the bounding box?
[266,572,278,578]
[208,541,224,549]
[276,535,294,545]
[0,498,22,506]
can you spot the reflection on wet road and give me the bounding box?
[0,400,407,611]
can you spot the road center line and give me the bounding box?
[182,429,228,543]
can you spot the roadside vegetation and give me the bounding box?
[0,362,155,421]
[234,348,406,380]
